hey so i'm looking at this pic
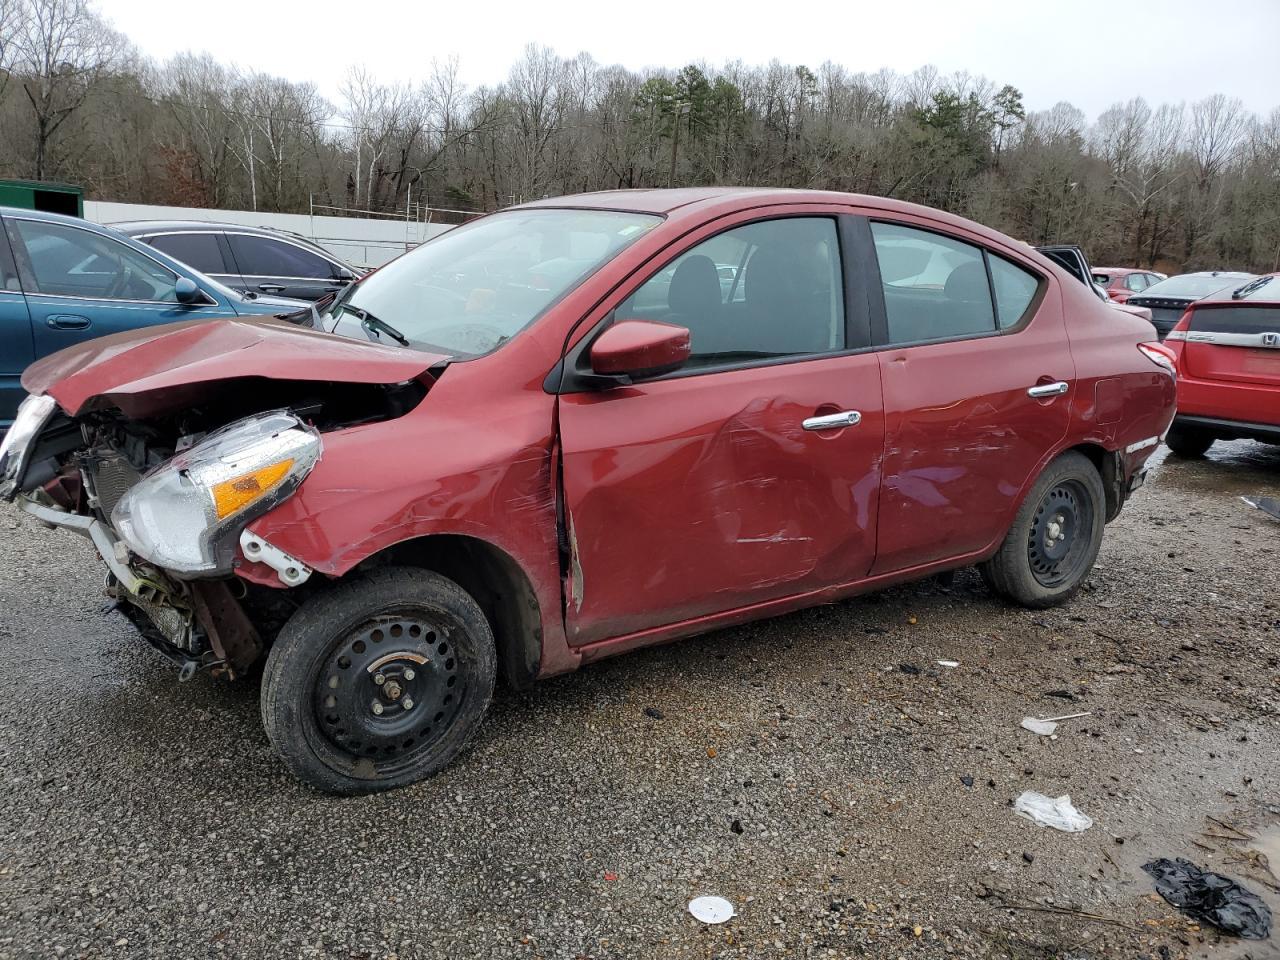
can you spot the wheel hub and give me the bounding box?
[1028,481,1091,587]
[314,617,463,761]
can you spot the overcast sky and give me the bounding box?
[102,0,1279,120]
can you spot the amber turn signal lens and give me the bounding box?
[211,459,294,519]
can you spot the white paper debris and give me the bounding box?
[688,896,736,924]
[1021,717,1058,735]
[1014,791,1094,832]
[936,660,960,669]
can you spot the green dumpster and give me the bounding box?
[0,179,83,217]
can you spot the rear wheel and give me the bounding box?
[979,451,1105,609]
[261,566,496,794]
[1165,424,1215,458]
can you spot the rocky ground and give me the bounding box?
[0,441,1277,960]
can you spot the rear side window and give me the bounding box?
[870,222,995,343]
[229,234,335,279]
[1125,273,1147,292]
[989,254,1040,329]
[148,233,226,275]
[615,216,844,369]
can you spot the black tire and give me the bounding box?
[979,451,1105,609]
[1165,424,1215,458]
[261,566,496,794]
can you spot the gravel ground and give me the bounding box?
[0,441,1278,960]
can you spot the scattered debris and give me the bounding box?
[1241,496,1280,522]
[730,819,743,835]
[960,776,974,787]
[1143,858,1272,940]
[1044,690,1077,701]
[688,896,736,924]
[603,871,618,882]
[898,663,921,675]
[936,659,960,669]
[1013,791,1094,832]
[643,706,664,720]
[1022,852,1034,864]
[1021,717,1058,736]
[1020,712,1092,736]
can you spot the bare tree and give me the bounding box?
[10,0,128,179]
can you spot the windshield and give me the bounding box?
[1140,273,1254,299]
[322,209,662,355]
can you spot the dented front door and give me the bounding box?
[557,355,885,646]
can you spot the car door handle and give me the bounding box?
[802,410,862,431]
[258,283,287,293]
[1027,381,1069,398]
[46,314,91,330]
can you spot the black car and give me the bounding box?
[114,221,362,302]
[1126,271,1255,338]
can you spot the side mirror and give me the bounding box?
[589,319,691,381]
[334,266,356,282]
[174,277,202,305]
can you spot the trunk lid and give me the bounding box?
[1183,303,1280,387]
[23,316,448,418]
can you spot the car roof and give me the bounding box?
[513,188,1039,258]
[113,220,305,240]
[0,205,122,235]
[1093,267,1144,275]
[1198,273,1280,305]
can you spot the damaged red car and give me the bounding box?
[0,189,1176,793]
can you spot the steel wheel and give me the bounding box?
[1027,479,1093,588]
[313,615,466,775]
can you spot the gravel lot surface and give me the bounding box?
[1,441,1277,960]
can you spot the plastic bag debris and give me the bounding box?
[688,895,736,924]
[1013,791,1094,832]
[1241,496,1280,522]
[1021,717,1058,736]
[1021,712,1092,736]
[1143,858,1272,940]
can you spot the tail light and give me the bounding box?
[1138,341,1177,375]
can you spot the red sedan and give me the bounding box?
[1093,266,1164,303]
[1163,273,1280,456]
[0,189,1176,793]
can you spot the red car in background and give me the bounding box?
[1093,267,1164,303]
[1164,274,1280,457]
[1,188,1176,793]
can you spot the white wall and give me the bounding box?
[83,201,455,269]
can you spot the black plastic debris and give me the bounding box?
[1242,496,1280,522]
[643,706,664,720]
[1142,858,1272,940]
[898,663,921,675]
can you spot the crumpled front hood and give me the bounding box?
[23,316,448,418]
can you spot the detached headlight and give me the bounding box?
[112,411,321,575]
[0,394,58,500]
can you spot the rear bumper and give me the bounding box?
[1174,414,1280,443]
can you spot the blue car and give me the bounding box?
[0,207,307,428]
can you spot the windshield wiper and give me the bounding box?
[346,306,409,346]
[1232,276,1273,300]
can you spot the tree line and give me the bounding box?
[1,0,1278,272]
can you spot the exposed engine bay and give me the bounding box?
[11,377,431,680]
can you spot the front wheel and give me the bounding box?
[979,451,1105,609]
[261,566,496,794]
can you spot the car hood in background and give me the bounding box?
[22,316,448,418]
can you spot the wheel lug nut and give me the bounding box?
[404,668,416,681]
[403,698,414,710]
[374,673,386,686]
[372,701,384,716]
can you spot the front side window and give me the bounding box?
[322,209,662,356]
[12,220,178,301]
[871,222,995,343]
[149,233,227,275]
[615,217,844,368]
[229,234,335,279]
